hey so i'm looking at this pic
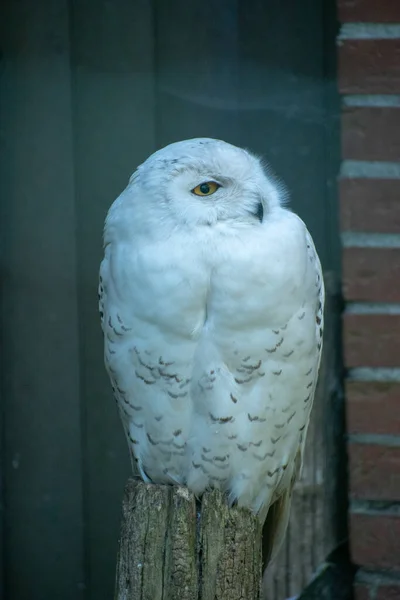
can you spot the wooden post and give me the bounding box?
[114,479,263,600]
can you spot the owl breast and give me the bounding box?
[101,209,323,516]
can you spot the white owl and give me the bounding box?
[99,138,324,563]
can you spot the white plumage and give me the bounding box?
[99,138,324,561]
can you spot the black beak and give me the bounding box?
[255,201,264,223]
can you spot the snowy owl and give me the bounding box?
[99,138,324,563]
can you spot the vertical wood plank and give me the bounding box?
[68,2,156,598]
[154,0,241,147]
[0,1,85,599]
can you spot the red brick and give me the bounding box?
[350,512,400,569]
[377,583,400,600]
[338,0,400,22]
[343,248,400,302]
[354,582,371,600]
[349,443,400,501]
[340,179,400,233]
[342,107,400,162]
[344,314,400,368]
[354,581,371,600]
[346,381,400,436]
[338,40,400,94]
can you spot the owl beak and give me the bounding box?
[254,201,264,223]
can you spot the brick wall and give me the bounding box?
[337,2,400,599]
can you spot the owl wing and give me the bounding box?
[261,230,325,566]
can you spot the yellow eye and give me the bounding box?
[191,181,220,196]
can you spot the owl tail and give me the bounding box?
[261,487,292,568]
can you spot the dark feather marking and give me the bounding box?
[252,451,275,461]
[237,444,248,452]
[298,312,306,320]
[242,356,251,362]
[275,423,285,429]
[201,454,212,463]
[159,357,174,366]
[147,433,173,446]
[209,413,234,424]
[305,367,313,376]
[167,391,188,399]
[306,381,313,389]
[234,375,252,384]
[159,368,180,382]
[242,359,262,371]
[268,467,281,477]
[266,337,284,353]
[228,434,238,440]
[135,371,155,385]
[192,461,207,473]
[273,370,282,376]
[249,440,262,447]
[173,429,182,436]
[203,447,211,453]
[248,413,266,423]
[136,354,154,370]
[283,350,294,358]
[230,393,238,404]
[213,455,228,462]
[271,436,281,444]
[287,411,296,424]
[304,394,311,403]
[155,415,163,422]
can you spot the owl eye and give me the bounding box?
[191,181,220,196]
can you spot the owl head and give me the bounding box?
[106,138,285,238]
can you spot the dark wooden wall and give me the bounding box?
[0,1,340,599]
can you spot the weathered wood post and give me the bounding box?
[114,479,263,600]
